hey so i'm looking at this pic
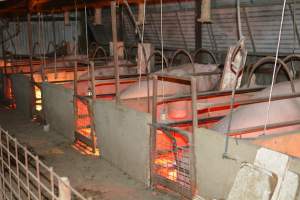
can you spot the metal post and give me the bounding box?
[111,1,120,103]
[1,30,7,76]
[59,177,71,200]
[89,61,96,153]
[195,0,202,49]
[73,61,78,134]
[150,75,158,187]
[190,77,197,196]
[27,14,35,119]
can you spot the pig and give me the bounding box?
[213,79,300,138]
[120,63,221,100]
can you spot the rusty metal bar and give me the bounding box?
[229,120,300,136]
[0,127,88,200]
[150,75,158,188]
[89,61,96,153]
[111,1,120,104]
[190,77,197,196]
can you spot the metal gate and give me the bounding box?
[0,126,88,200]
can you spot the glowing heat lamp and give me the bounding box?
[35,87,42,111]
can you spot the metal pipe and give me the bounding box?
[111,1,120,103]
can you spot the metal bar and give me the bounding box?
[73,61,78,131]
[36,156,42,200]
[190,77,197,196]
[88,61,96,153]
[153,175,192,199]
[200,92,300,112]
[154,73,192,82]
[159,86,265,104]
[195,0,202,49]
[1,30,7,75]
[229,119,300,136]
[175,11,188,49]
[243,7,256,54]
[288,3,300,46]
[150,75,158,188]
[111,1,120,104]
[150,123,190,138]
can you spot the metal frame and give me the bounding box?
[0,126,88,200]
[150,74,197,199]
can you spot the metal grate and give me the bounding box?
[151,125,193,199]
[0,126,88,200]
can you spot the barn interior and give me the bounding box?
[1,0,300,199]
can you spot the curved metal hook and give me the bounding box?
[146,50,169,74]
[92,46,108,64]
[32,42,42,57]
[170,49,195,73]
[247,56,295,92]
[281,54,300,78]
[193,48,218,64]
[46,41,56,55]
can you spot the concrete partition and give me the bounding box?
[194,128,300,199]
[93,100,151,186]
[11,74,33,118]
[42,83,74,141]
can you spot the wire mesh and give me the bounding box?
[153,128,192,195]
[0,126,88,200]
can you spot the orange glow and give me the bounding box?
[35,86,42,111]
[72,140,100,157]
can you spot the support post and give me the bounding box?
[150,75,158,187]
[27,14,34,81]
[1,30,7,76]
[195,0,202,49]
[58,177,71,200]
[27,13,35,118]
[111,1,120,103]
[89,61,96,153]
[190,77,197,196]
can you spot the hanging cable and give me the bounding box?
[223,0,246,158]
[84,3,91,92]
[160,0,167,121]
[41,13,47,81]
[263,0,287,135]
[237,0,243,40]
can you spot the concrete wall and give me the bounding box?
[93,100,151,186]
[194,128,300,199]
[11,74,33,118]
[42,83,74,141]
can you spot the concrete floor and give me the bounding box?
[0,106,176,200]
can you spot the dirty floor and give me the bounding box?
[0,106,176,200]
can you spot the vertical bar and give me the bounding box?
[35,156,41,200]
[73,61,78,135]
[6,134,12,200]
[27,14,34,81]
[190,77,197,196]
[1,30,7,75]
[195,0,202,49]
[50,167,54,200]
[111,1,120,103]
[0,129,4,200]
[58,177,71,200]
[150,75,158,187]
[89,61,96,153]
[243,7,256,54]
[27,14,35,119]
[288,3,300,46]
[14,139,21,199]
[24,149,30,199]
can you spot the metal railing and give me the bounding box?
[0,126,88,200]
